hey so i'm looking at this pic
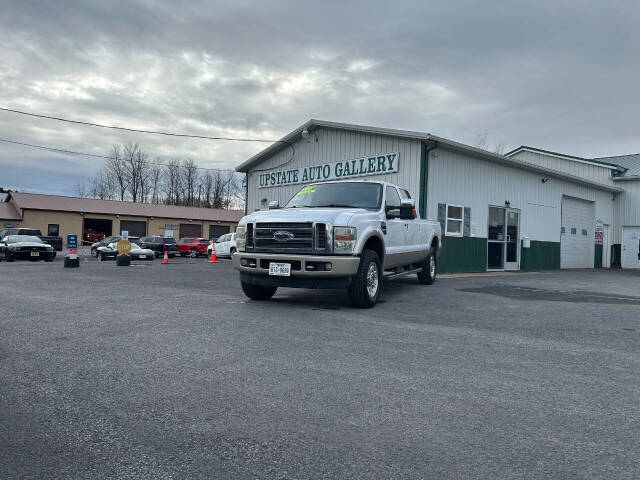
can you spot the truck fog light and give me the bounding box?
[241,258,248,266]
[325,263,332,271]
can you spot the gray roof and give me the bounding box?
[0,201,21,220]
[8,192,244,222]
[594,154,640,178]
[236,119,623,193]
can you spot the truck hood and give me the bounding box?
[241,207,370,226]
[8,241,51,248]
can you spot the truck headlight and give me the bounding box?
[333,226,356,254]
[235,226,247,251]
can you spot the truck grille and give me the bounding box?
[315,223,327,250]
[253,222,328,253]
[246,223,254,249]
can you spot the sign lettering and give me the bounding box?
[257,152,399,189]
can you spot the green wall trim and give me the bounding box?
[437,236,487,273]
[418,143,429,220]
[611,244,621,267]
[594,244,603,268]
[520,240,560,270]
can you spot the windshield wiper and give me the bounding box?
[312,204,356,208]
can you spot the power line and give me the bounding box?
[0,106,296,172]
[0,137,236,173]
[0,106,280,143]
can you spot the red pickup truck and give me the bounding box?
[177,237,210,257]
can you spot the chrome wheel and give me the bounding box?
[366,262,379,298]
[429,255,436,278]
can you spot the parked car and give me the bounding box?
[0,235,56,262]
[137,236,178,257]
[232,180,441,308]
[0,227,63,251]
[96,242,154,261]
[213,232,237,258]
[90,236,120,257]
[90,236,140,257]
[178,237,210,257]
[84,229,106,243]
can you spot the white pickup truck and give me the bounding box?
[232,180,441,307]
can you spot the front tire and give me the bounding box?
[5,251,14,262]
[348,249,381,308]
[417,252,437,285]
[241,282,277,300]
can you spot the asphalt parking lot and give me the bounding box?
[1,255,639,479]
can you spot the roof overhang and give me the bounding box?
[236,120,623,193]
[506,146,623,170]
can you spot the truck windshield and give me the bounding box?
[285,183,383,209]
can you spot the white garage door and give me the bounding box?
[560,197,594,268]
[622,226,640,269]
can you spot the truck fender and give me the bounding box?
[355,230,385,263]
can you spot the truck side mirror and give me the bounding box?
[399,199,416,220]
[268,200,280,209]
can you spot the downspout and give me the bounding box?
[243,173,248,215]
[419,138,438,219]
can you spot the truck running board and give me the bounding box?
[383,266,423,281]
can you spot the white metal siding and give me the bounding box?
[509,150,616,187]
[622,226,640,269]
[427,148,614,245]
[560,197,594,268]
[614,180,640,246]
[245,127,423,213]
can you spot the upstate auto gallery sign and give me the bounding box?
[258,152,399,188]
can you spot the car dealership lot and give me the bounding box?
[1,260,639,479]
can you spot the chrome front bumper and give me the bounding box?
[232,252,360,277]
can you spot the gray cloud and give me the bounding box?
[1,0,639,194]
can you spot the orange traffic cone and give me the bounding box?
[162,250,169,264]
[208,248,217,263]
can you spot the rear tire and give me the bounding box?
[348,249,381,308]
[229,247,236,256]
[241,282,277,300]
[6,251,13,262]
[417,252,437,285]
[91,247,97,257]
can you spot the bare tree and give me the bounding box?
[474,133,488,150]
[182,158,199,206]
[148,160,164,204]
[89,168,117,200]
[493,143,505,155]
[163,158,182,205]
[106,144,129,201]
[122,143,148,203]
[200,170,215,207]
[74,182,89,198]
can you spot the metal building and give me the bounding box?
[236,119,636,273]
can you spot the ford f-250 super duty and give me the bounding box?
[232,180,441,307]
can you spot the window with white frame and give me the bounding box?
[446,204,463,236]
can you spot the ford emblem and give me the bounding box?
[273,230,294,241]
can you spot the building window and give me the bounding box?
[571,228,577,235]
[581,229,588,236]
[445,204,463,237]
[48,224,59,236]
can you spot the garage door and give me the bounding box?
[209,225,230,240]
[179,223,202,238]
[622,226,640,269]
[560,197,594,268]
[120,220,146,238]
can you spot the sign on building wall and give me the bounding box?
[257,152,399,189]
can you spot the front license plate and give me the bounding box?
[138,255,146,259]
[30,251,39,257]
[269,262,291,276]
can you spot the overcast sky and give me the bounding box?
[1,0,638,195]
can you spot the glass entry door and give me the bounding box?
[504,209,520,270]
[487,206,520,270]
